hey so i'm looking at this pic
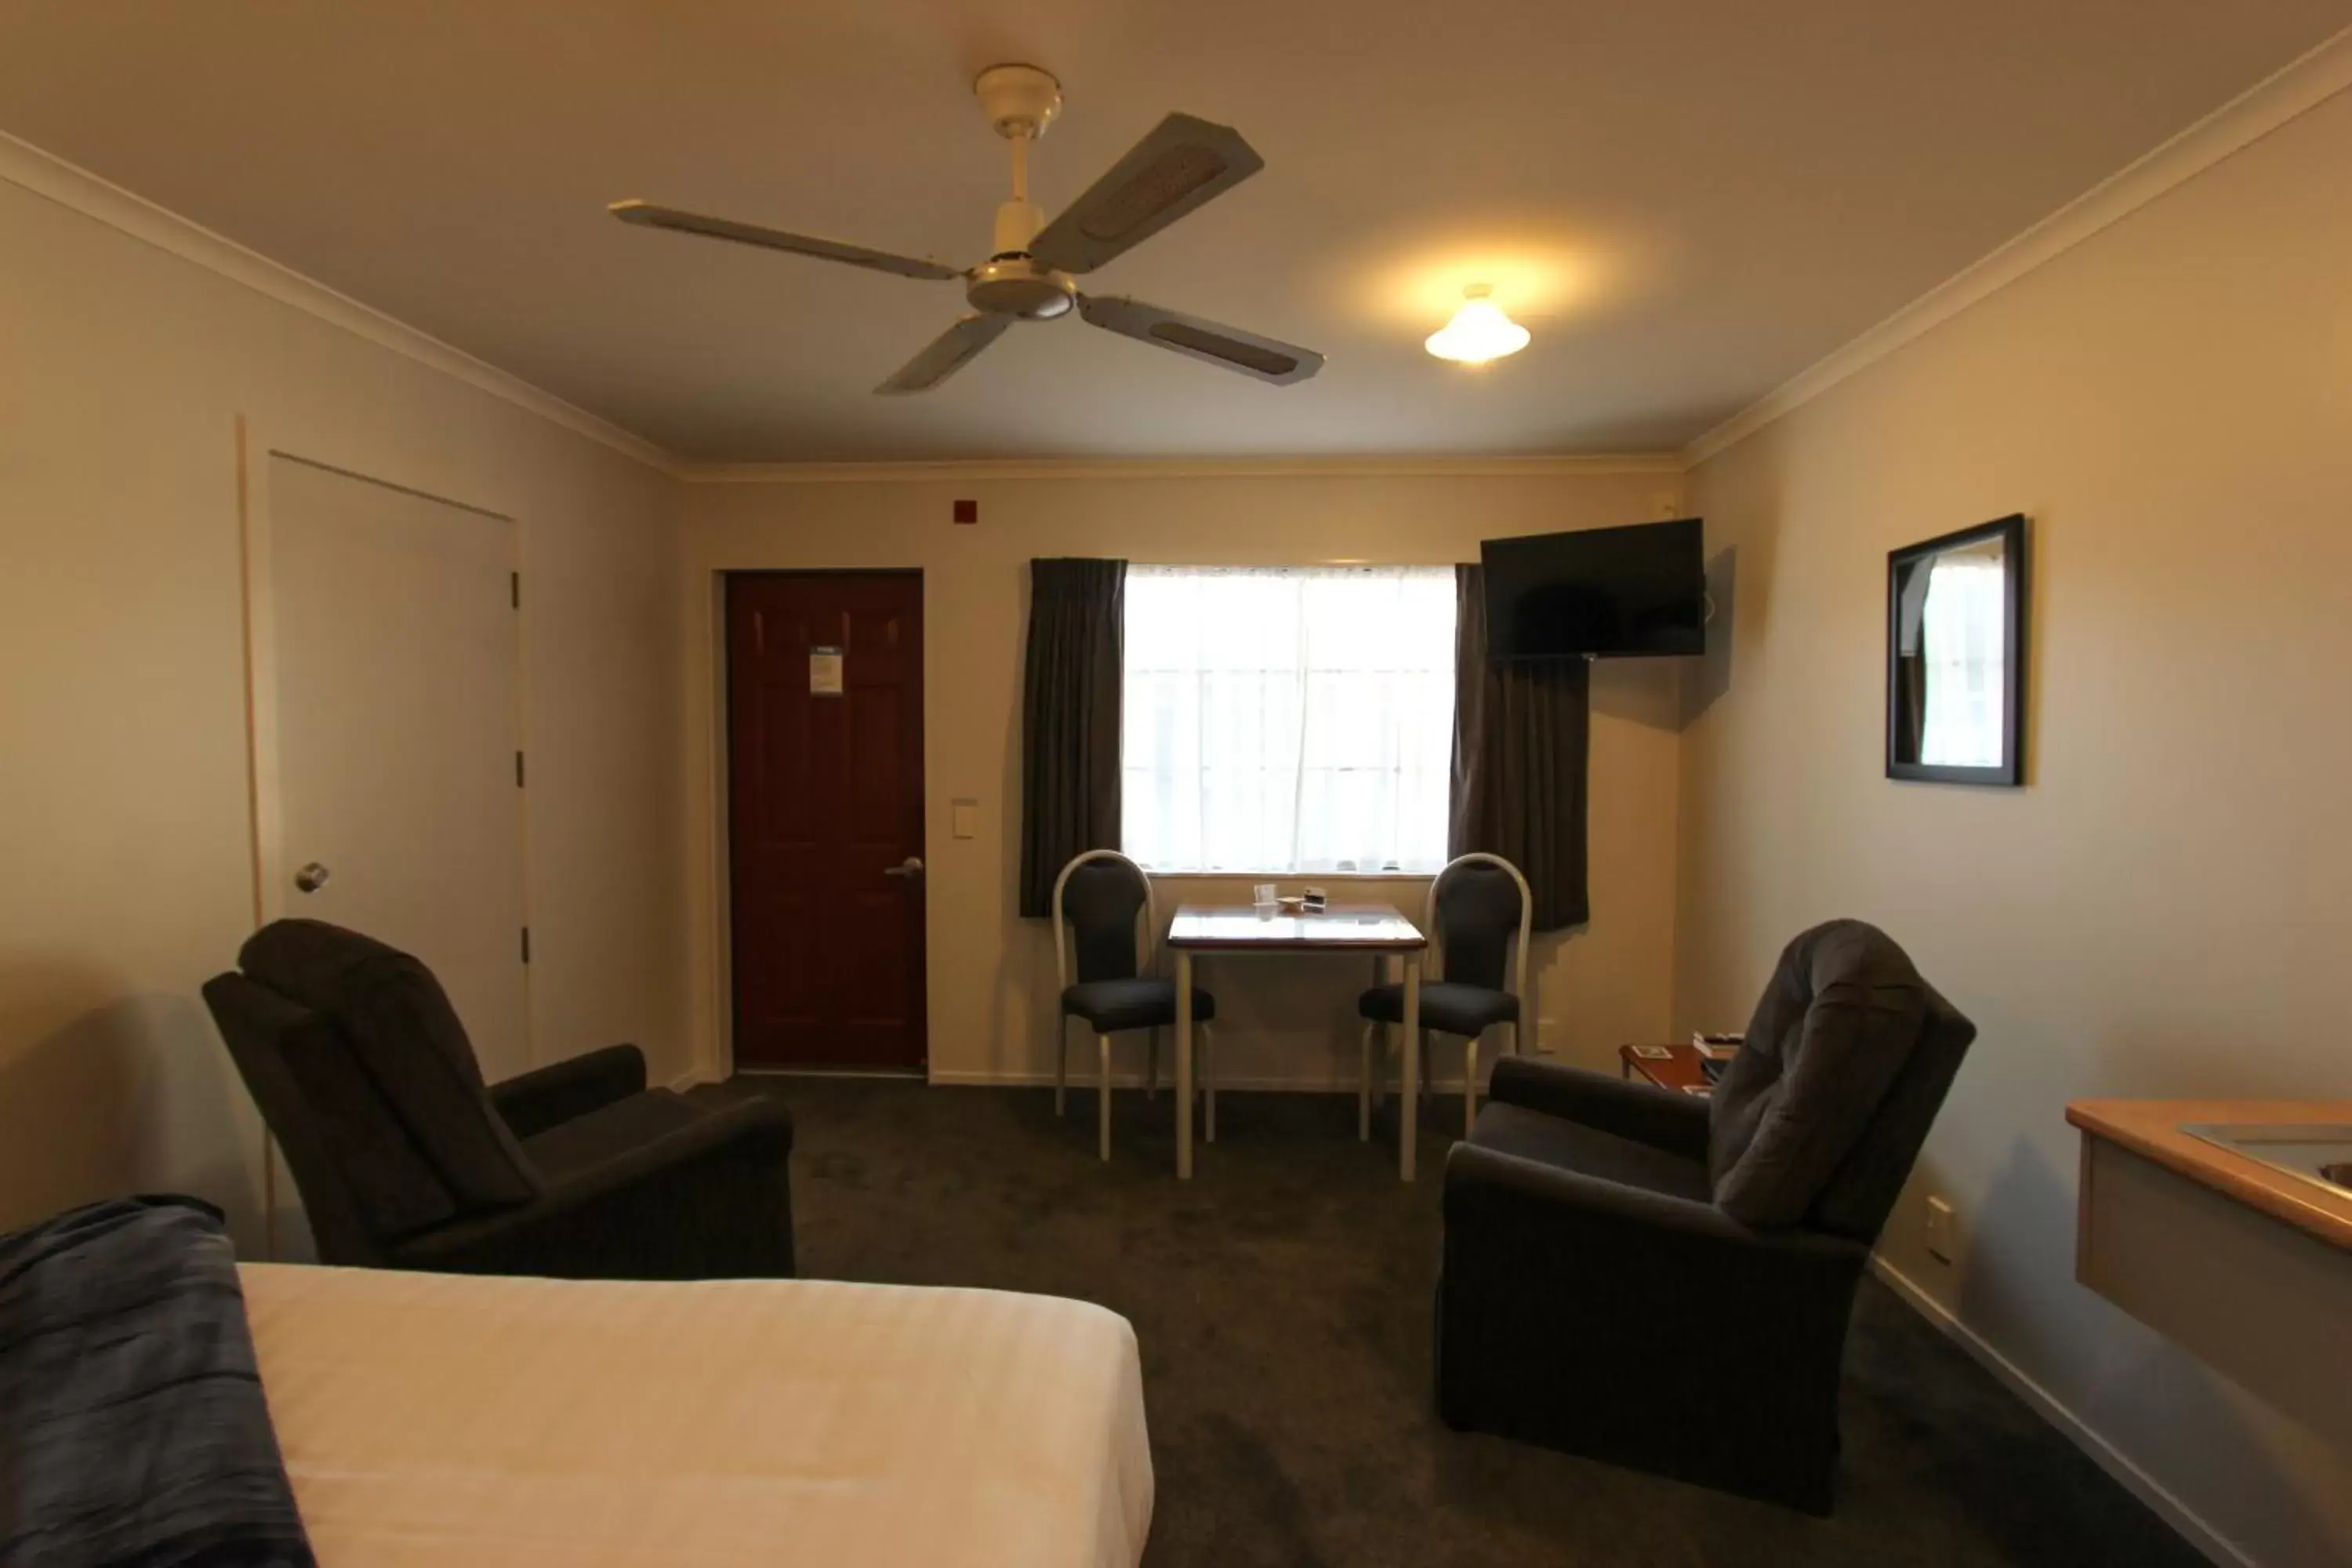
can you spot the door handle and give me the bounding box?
[883,856,925,879]
[294,862,332,894]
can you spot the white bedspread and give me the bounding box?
[240,1264,1152,1568]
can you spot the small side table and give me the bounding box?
[1618,1041,1717,1098]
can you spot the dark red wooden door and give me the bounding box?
[726,572,926,1071]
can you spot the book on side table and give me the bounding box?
[1618,1040,1713,1096]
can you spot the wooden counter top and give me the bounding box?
[2067,1099,2352,1252]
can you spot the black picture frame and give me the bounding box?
[1886,514,2027,786]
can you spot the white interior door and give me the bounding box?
[267,456,530,1079]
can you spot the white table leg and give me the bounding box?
[1399,951,1421,1181]
[1175,949,1195,1180]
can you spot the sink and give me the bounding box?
[2180,1123,2352,1201]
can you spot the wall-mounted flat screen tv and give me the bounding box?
[1481,517,1706,659]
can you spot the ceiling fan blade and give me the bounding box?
[875,314,1013,394]
[1028,114,1265,274]
[1076,295,1323,386]
[609,200,961,281]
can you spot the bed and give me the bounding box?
[240,1263,1154,1568]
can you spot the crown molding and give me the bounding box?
[1683,23,2352,468]
[679,452,1685,484]
[0,129,677,476]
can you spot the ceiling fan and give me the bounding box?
[610,64,1323,395]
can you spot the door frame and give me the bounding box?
[233,418,536,1062]
[713,567,928,1078]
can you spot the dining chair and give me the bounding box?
[1358,852,1531,1139]
[1051,849,1218,1160]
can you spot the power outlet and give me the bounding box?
[1533,1018,1561,1054]
[1924,1196,1957,1264]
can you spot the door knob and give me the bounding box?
[294,862,332,894]
[883,856,925,879]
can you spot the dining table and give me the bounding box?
[1165,902,1431,1181]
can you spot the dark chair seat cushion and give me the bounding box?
[1358,981,1519,1036]
[1062,978,1215,1033]
[521,1088,707,1181]
[1468,1102,1713,1203]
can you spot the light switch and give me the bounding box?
[951,799,978,840]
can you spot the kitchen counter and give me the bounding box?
[2067,1098,2352,1453]
[2066,1098,2352,1251]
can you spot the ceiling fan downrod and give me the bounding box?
[978,64,1059,260]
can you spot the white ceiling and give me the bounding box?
[3,2,2345,463]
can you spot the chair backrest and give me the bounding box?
[1425,853,1530,1000]
[201,920,540,1263]
[1051,850,1153,988]
[1707,920,1975,1240]
[202,969,384,1265]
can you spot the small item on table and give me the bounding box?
[1276,894,1306,913]
[1252,882,1279,913]
[1692,1031,1744,1062]
[1301,886,1328,913]
[1628,1044,1674,1061]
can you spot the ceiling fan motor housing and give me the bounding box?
[975,64,1062,140]
[967,256,1076,319]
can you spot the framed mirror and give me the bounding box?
[1886,514,2027,786]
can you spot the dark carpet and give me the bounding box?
[699,1077,2203,1568]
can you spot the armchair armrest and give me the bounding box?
[1440,1138,1866,1392]
[402,1097,795,1279]
[489,1044,648,1138]
[1436,1141,1867,1514]
[1486,1057,1711,1160]
[1443,1139,1855,1270]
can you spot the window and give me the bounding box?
[1121,565,1457,873]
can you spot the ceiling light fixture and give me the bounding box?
[1425,284,1530,365]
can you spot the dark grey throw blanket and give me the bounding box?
[0,1197,314,1568]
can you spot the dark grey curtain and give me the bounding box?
[1450,562,1591,931]
[1018,558,1127,918]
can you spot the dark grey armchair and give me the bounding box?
[204,920,793,1279]
[1436,920,1974,1512]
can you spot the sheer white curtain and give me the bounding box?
[1122,565,1457,873]
[1918,552,2007,767]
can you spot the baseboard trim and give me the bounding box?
[733,1067,927,1081]
[1867,1257,2250,1568]
[924,1068,1482,1094]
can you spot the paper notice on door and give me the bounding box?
[809,646,844,695]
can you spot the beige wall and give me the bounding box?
[1677,86,2352,1568]
[0,172,688,1251]
[680,469,1684,1092]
